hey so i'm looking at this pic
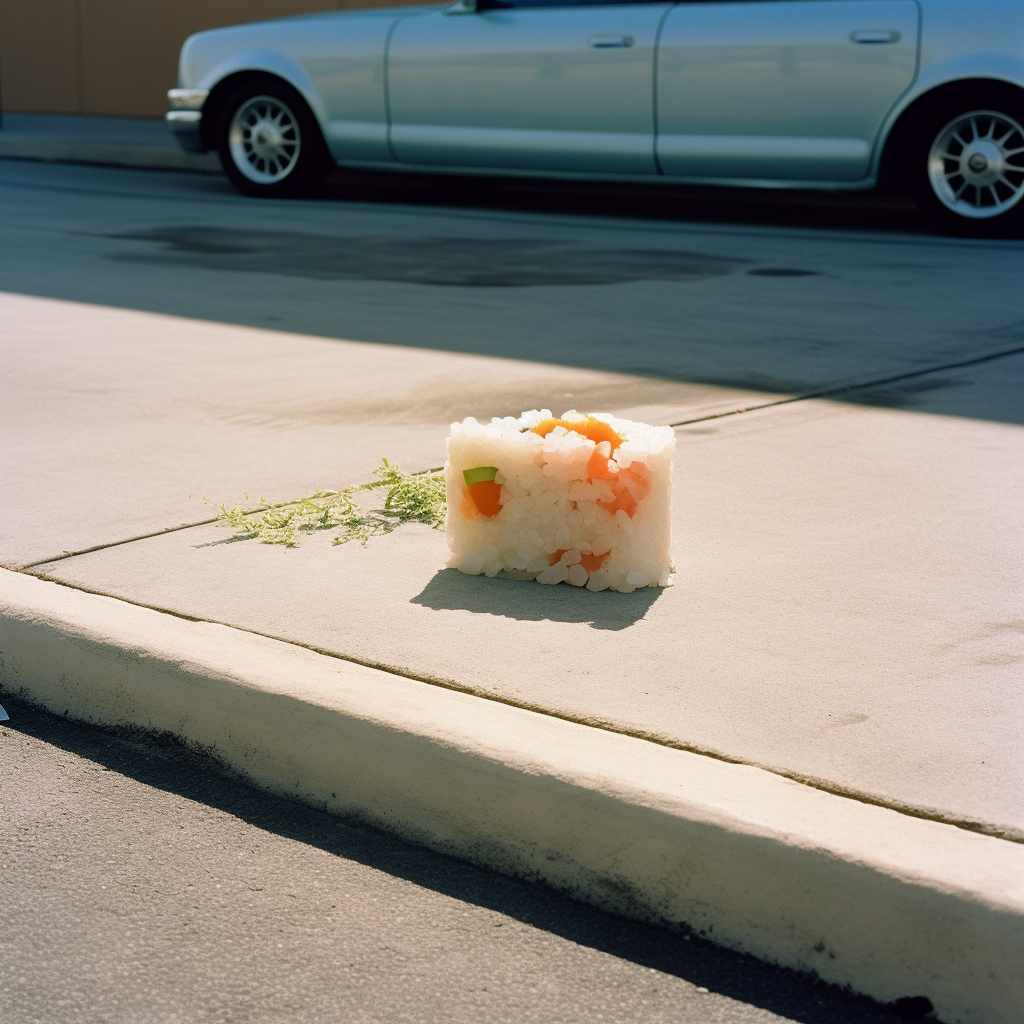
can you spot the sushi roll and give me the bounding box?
[445,410,674,592]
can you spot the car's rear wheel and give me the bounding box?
[217,78,331,198]
[912,89,1024,236]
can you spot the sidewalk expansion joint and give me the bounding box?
[16,567,1023,846]
[19,517,223,569]
[18,468,448,570]
[668,342,1024,427]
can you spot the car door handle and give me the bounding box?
[850,29,901,44]
[588,34,633,48]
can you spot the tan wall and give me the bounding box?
[0,0,413,118]
[0,0,82,113]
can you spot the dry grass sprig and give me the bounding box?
[213,459,445,548]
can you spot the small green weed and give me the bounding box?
[214,459,446,548]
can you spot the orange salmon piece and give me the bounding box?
[532,416,624,451]
[468,479,503,517]
[579,551,608,573]
[596,461,651,517]
[618,464,652,503]
[586,449,619,482]
[459,487,479,519]
[598,488,639,518]
[620,463,652,496]
[549,549,568,566]
[616,490,639,516]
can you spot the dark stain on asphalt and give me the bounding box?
[103,226,745,286]
[747,267,820,276]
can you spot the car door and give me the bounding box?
[655,0,920,181]
[387,0,671,174]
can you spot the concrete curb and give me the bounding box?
[0,136,222,174]
[1,567,1021,1024]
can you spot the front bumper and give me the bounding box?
[166,89,209,153]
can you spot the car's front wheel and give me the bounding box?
[217,78,331,198]
[913,90,1024,236]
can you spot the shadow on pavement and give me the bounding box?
[3,158,1023,429]
[411,569,662,630]
[0,694,926,1024]
[322,167,928,236]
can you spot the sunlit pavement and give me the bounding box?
[1,157,1022,1022]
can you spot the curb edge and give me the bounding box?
[1,568,1021,1024]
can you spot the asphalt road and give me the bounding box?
[0,696,930,1024]
[1,157,1022,403]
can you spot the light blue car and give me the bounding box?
[167,0,1024,233]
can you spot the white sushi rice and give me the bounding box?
[446,410,674,592]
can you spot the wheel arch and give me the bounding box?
[877,77,1024,192]
[198,59,329,153]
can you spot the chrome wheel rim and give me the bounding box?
[928,110,1024,219]
[228,96,301,185]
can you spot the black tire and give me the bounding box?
[216,76,332,198]
[909,85,1024,237]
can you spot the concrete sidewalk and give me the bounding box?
[1,289,1022,1024]
[0,113,221,173]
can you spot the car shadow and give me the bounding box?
[410,568,662,630]
[322,166,927,235]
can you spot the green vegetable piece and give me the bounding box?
[463,466,499,485]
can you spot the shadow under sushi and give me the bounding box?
[411,569,662,631]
